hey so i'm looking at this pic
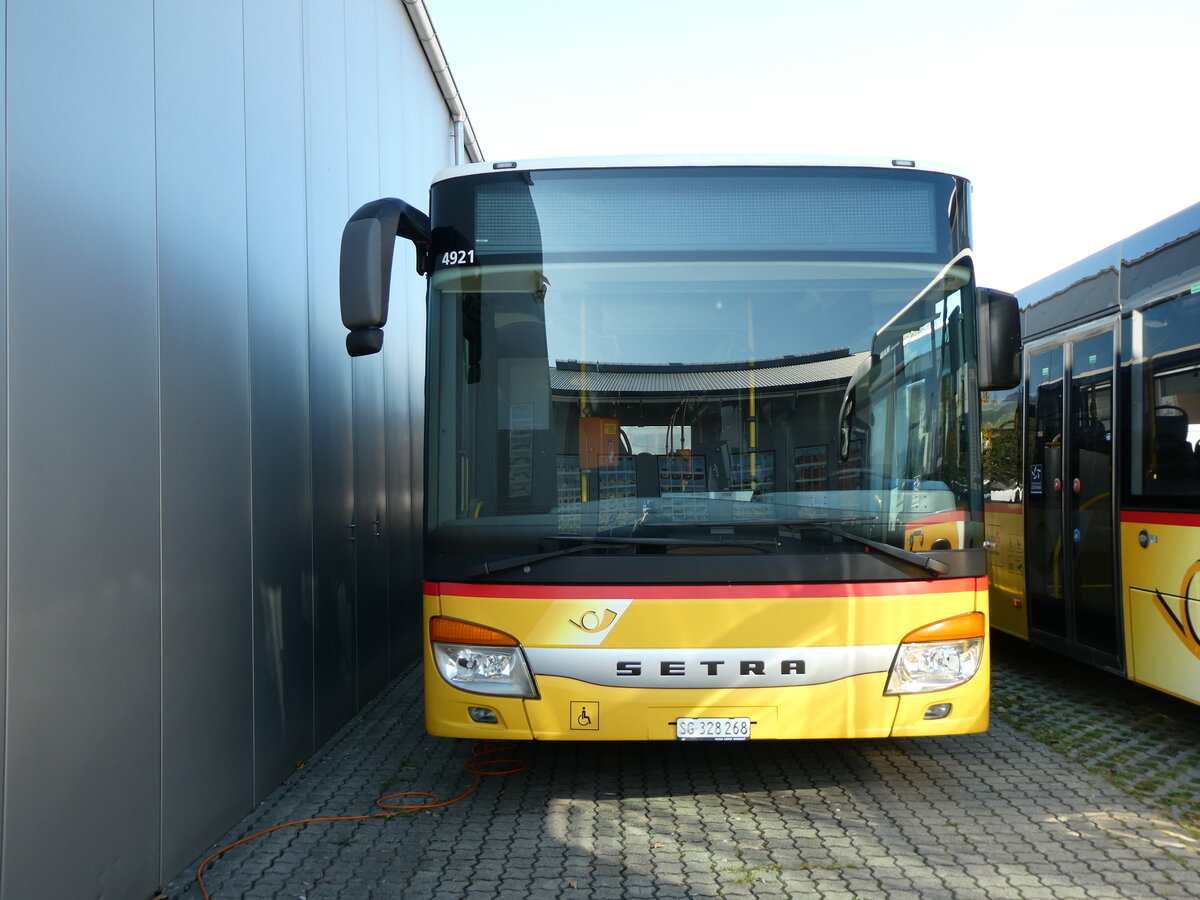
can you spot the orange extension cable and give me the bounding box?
[195,740,525,900]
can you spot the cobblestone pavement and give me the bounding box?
[989,633,1200,837]
[168,640,1200,900]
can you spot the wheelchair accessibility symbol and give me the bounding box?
[570,701,600,731]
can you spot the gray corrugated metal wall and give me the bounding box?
[0,3,8,886]
[0,1,457,896]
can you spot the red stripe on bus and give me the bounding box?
[425,577,985,601]
[906,511,966,526]
[1119,510,1200,527]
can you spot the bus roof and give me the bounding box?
[432,154,969,184]
[1019,199,1200,340]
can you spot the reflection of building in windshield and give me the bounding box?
[547,350,869,530]
[469,274,972,551]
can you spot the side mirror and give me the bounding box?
[339,198,431,356]
[976,288,1021,391]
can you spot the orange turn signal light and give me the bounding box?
[901,611,985,644]
[429,616,519,647]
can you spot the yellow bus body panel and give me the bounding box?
[1120,515,1200,705]
[985,503,1029,639]
[422,579,990,740]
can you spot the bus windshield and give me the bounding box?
[425,166,981,579]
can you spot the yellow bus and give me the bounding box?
[984,201,1200,706]
[340,157,1020,740]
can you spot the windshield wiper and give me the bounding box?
[462,541,611,578]
[781,522,950,578]
[462,534,777,579]
[461,524,947,579]
[655,517,949,577]
[657,515,878,530]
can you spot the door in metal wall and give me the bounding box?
[1024,327,1121,670]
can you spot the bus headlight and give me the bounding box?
[885,612,984,695]
[429,616,538,698]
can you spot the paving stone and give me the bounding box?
[168,648,1200,900]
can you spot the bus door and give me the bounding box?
[1024,326,1122,670]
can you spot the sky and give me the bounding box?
[423,0,1200,294]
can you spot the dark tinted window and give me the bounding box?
[1126,290,1200,501]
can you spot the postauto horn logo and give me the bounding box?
[569,608,618,633]
[560,599,632,644]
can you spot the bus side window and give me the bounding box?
[1154,406,1193,478]
[1129,290,1200,496]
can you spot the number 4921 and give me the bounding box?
[440,250,475,266]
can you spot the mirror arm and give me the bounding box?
[339,198,432,357]
[348,197,432,276]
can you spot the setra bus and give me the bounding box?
[340,156,1021,740]
[984,201,1200,705]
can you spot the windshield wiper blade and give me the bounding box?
[659,515,878,530]
[462,542,610,578]
[787,523,950,578]
[462,534,777,579]
[582,535,780,553]
[684,517,948,577]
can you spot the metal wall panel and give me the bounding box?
[1,0,457,892]
[376,0,411,675]
[353,354,391,700]
[306,0,360,745]
[379,0,422,672]
[347,0,382,209]
[244,0,317,804]
[2,3,162,898]
[155,1,255,878]
[378,4,454,667]
[0,0,8,868]
[347,0,392,701]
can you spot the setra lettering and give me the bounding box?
[613,659,805,677]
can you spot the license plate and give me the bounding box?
[675,716,751,741]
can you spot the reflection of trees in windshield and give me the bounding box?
[982,386,1022,497]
